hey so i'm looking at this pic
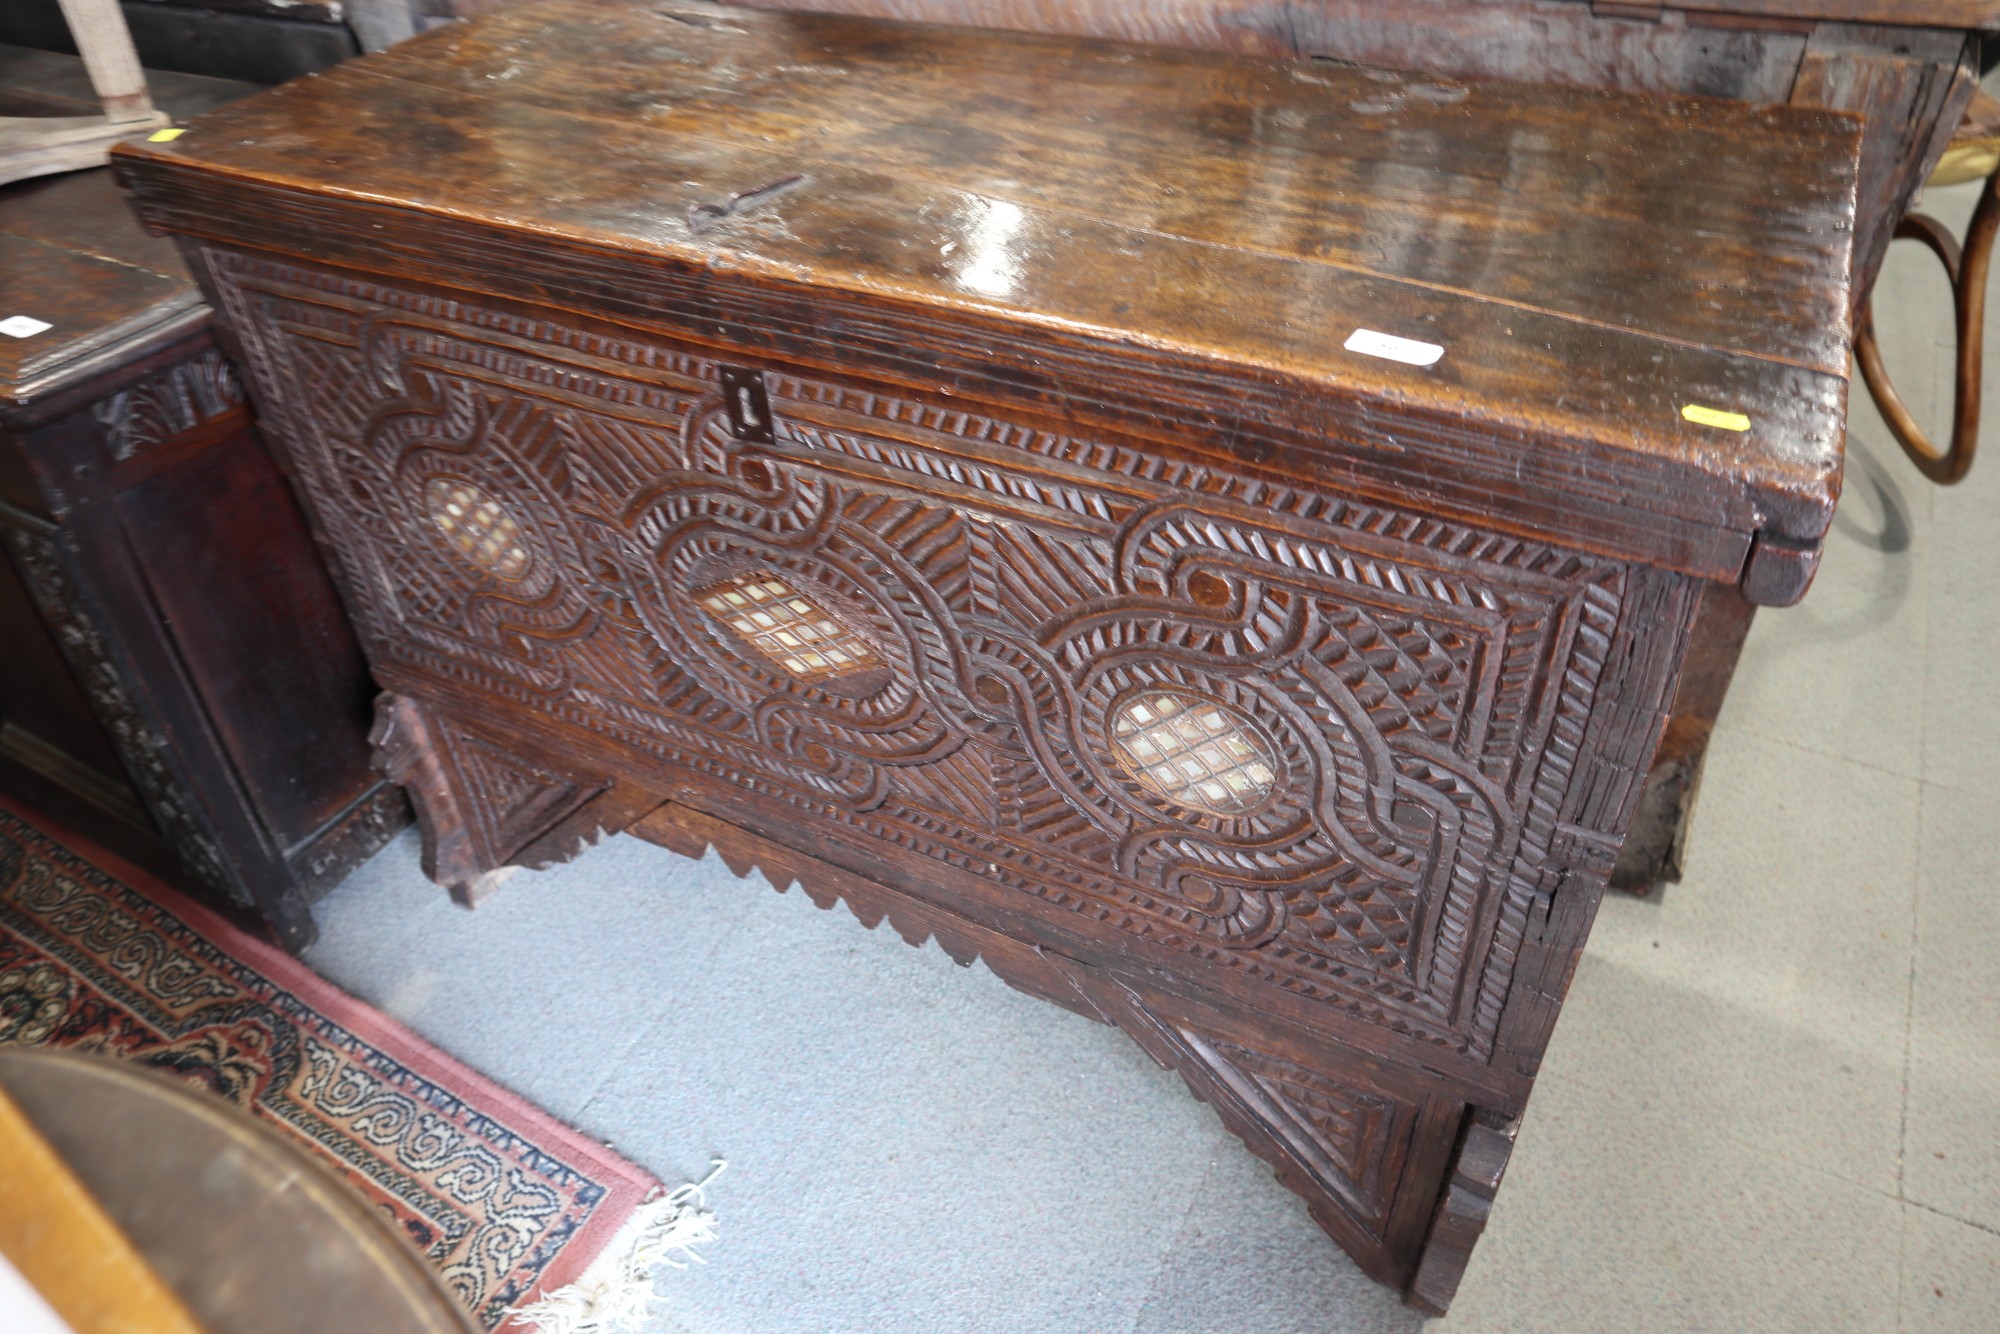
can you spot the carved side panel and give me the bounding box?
[440,726,589,868]
[90,347,245,460]
[0,513,233,897]
[1141,1018,1430,1249]
[204,250,1694,1062]
[1203,1037,1406,1214]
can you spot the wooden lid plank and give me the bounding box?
[113,0,1862,565]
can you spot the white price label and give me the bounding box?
[0,316,52,339]
[1344,327,1444,368]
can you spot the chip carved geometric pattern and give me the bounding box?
[91,346,245,461]
[444,726,586,861]
[1187,1033,1410,1232]
[370,692,607,903]
[204,249,1681,1060]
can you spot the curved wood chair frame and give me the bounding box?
[1855,120,2000,487]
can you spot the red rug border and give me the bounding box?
[0,793,660,1322]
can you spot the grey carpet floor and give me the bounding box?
[303,177,2000,1333]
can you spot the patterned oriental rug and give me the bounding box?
[0,798,660,1330]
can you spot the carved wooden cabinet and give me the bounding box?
[1,61,405,950]
[115,0,1861,1309]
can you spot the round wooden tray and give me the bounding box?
[0,1048,479,1334]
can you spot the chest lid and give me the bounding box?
[112,0,1861,603]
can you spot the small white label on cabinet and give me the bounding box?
[0,316,52,339]
[1344,328,1444,368]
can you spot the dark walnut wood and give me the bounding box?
[728,0,1979,311]
[726,0,1973,898]
[0,49,405,951]
[1609,579,1759,893]
[114,0,1858,1309]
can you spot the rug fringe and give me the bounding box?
[506,1159,727,1334]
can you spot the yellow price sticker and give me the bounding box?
[1681,403,1751,433]
[147,128,185,143]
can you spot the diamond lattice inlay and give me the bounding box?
[425,478,531,581]
[696,572,878,683]
[1110,691,1277,816]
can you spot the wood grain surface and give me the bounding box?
[724,0,1974,340]
[731,0,1992,55]
[0,44,231,402]
[0,233,197,394]
[1691,0,2000,24]
[0,1083,205,1334]
[729,0,2000,38]
[106,1,1866,1305]
[115,0,1861,574]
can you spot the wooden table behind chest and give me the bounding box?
[116,0,1859,1310]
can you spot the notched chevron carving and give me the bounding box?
[629,798,1442,1281]
[1198,1037,1403,1221]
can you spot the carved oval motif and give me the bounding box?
[424,477,533,581]
[663,541,907,709]
[634,516,971,776]
[1070,660,1317,843]
[1109,690,1278,817]
[693,570,883,687]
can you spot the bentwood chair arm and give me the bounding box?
[1854,133,2000,486]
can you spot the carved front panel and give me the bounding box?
[206,250,1686,1060]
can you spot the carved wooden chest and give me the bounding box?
[735,0,1983,901]
[114,0,1860,1310]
